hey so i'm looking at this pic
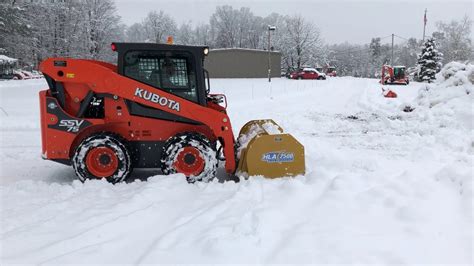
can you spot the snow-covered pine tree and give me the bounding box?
[416,38,443,83]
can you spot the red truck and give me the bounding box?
[316,66,337,77]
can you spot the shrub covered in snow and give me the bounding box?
[415,62,473,137]
[435,61,474,84]
[417,62,473,107]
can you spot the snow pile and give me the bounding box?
[436,61,474,83]
[416,62,473,125]
[236,121,282,158]
[412,62,473,199]
[261,121,282,134]
[236,124,263,158]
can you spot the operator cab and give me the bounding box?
[393,66,406,79]
[113,43,210,106]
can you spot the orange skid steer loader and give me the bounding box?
[380,65,409,85]
[39,43,305,183]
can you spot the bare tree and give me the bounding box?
[434,15,473,62]
[143,10,177,43]
[194,23,212,46]
[278,15,322,69]
[247,16,265,49]
[236,7,253,48]
[126,23,147,42]
[176,22,194,45]
[79,0,122,60]
[210,5,239,48]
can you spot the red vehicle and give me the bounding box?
[38,43,305,183]
[289,67,326,80]
[12,70,29,80]
[316,66,337,77]
[21,71,35,79]
[380,65,409,85]
[325,66,337,77]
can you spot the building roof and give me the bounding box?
[210,48,280,54]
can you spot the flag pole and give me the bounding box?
[423,9,427,42]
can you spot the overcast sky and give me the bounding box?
[113,0,473,44]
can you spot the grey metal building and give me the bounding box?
[204,48,281,78]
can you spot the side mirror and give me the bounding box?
[203,69,210,94]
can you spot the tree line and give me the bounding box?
[1,0,472,77]
[1,0,123,67]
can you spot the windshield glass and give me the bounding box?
[394,67,405,78]
[123,50,198,102]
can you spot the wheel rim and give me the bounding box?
[173,146,205,177]
[85,147,119,178]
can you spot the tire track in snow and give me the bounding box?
[135,182,265,264]
[37,238,120,265]
[2,202,155,261]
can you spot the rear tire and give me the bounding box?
[72,133,132,184]
[161,133,217,183]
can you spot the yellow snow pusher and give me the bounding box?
[236,119,305,178]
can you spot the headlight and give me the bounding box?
[203,47,209,56]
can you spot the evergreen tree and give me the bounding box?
[416,38,443,83]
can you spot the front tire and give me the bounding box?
[72,133,132,183]
[161,133,217,183]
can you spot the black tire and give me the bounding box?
[72,133,132,184]
[161,133,217,183]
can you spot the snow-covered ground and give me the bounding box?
[0,74,472,264]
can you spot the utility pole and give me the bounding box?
[267,25,276,82]
[423,9,427,42]
[267,29,271,82]
[391,33,394,66]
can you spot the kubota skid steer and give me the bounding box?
[39,42,304,183]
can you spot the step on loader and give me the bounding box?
[39,43,305,183]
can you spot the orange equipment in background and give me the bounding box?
[380,65,409,85]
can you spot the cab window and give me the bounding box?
[123,50,198,102]
[394,67,405,78]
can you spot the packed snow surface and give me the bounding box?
[0,71,472,264]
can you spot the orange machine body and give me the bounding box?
[380,65,409,85]
[39,56,237,173]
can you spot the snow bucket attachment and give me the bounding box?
[236,119,305,178]
[382,88,398,98]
